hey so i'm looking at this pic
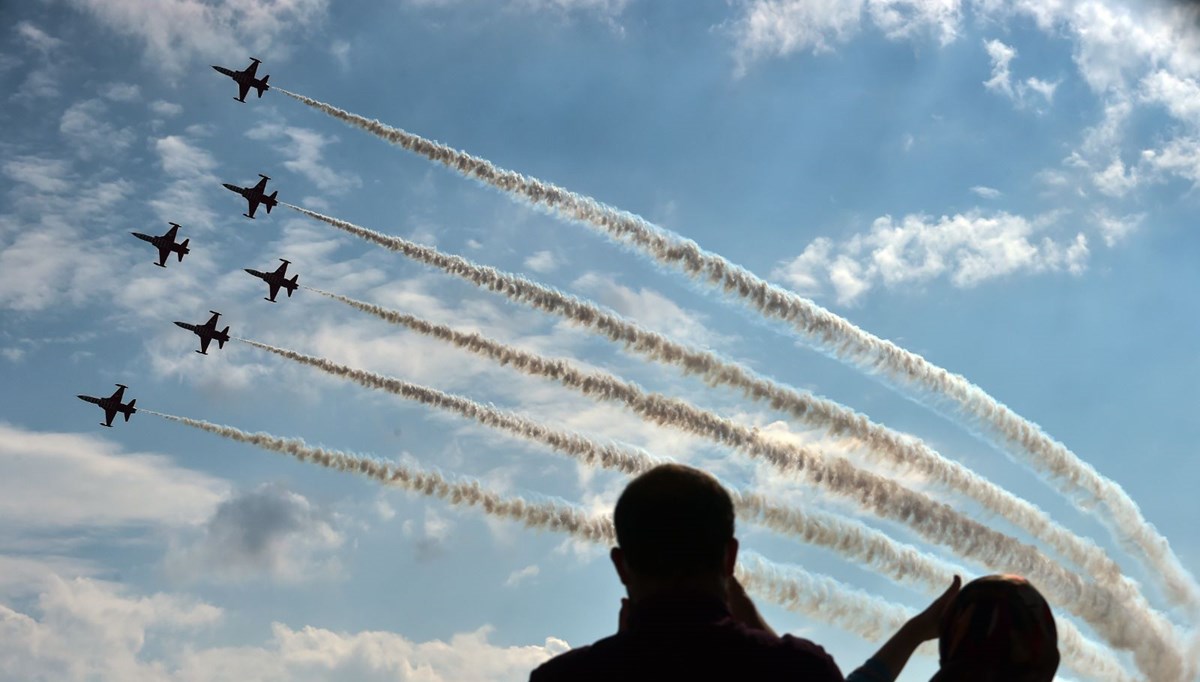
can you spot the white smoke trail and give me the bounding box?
[142,409,932,651]
[238,337,1180,678]
[276,87,1196,614]
[147,408,1130,681]
[285,206,1146,612]
[308,285,1125,597]
[234,337,954,591]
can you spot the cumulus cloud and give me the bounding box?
[523,249,560,273]
[166,484,344,584]
[728,0,962,73]
[0,423,227,530]
[969,185,1002,199]
[60,0,329,77]
[774,211,1089,304]
[982,39,1059,107]
[0,571,571,682]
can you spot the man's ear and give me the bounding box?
[610,547,630,586]
[723,538,739,577]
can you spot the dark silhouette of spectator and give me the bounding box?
[530,463,960,682]
[931,574,1060,682]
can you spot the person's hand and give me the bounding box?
[906,575,962,642]
[726,576,776,636]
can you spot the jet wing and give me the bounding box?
[156,244,171,267]
[245,198,259,218]
[252,176,269,192]
[244,59,260,78]
[267,281,281,301]
[237,81,252,102]
[109,385,126,402]
[273,261,289,276]
[102,406,118,427]
[163,224,179,240]
[199,335,212,354]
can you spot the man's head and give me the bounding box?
[935,574,1059,682]
[611,464,736,595]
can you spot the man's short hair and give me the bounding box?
[613,463,735,580]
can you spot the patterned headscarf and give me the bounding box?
[935,575,1060,682]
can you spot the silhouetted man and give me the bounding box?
[530,463,959,682]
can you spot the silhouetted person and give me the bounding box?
[530,463,960,682]
[931,575,1059,682]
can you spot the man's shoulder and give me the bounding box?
[529,628,842,682]
[528,635,616,682]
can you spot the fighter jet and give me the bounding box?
[245,259,299,302]
[211,58,270,103]
[131,222,190,267]
[77,384,137,427]
[174,311,231,355]
[223,174,278,219]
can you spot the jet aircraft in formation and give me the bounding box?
[77,384,137,427]
[245,259,299,302]
[224,174,278,219]
[174,311,231,355]
[211,58,270,103]
[131,222,190,267]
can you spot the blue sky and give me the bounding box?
[1,0,1198,679]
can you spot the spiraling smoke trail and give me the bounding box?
[239,337,1179,678]
[142,409,934,651]
[306,286,1126,599]
[276,87,1196,614]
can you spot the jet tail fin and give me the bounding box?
[179,239,190,257]
[265,191,277,213]
[288,275,298,296]
[125,400,136,420]
[257,75,270,96]
[219,328,229,348]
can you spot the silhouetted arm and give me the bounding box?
[848,576,962,682]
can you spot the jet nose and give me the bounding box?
[76,395,87,401]
[222,183,239,192]
[173,321,189,329]
[243,269,255,275]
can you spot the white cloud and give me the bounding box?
[774,211,1089,304]
[0,575,569,682]
[0,347,25,362]
[572,272,727,348]
[730,0,867,71]
[1091,157,1139,197]
[523,249,561,273]
[150,100,184,117]
[1093,210,1142,247]
[0,164,134,311]
[504,564,540,588]
[0,424,227,530]
[969,185,1001,199]
[15,21,62,52]
[150,135,221,230]
[330,39,351,69]
[166,484,344,584]
[101,82,141,102]
[729,0,962,73]
[245,121,361,194]
[59,99,136,159]
[61,0,329,77]
[982,39,1058,107]
[2,156,71,193]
